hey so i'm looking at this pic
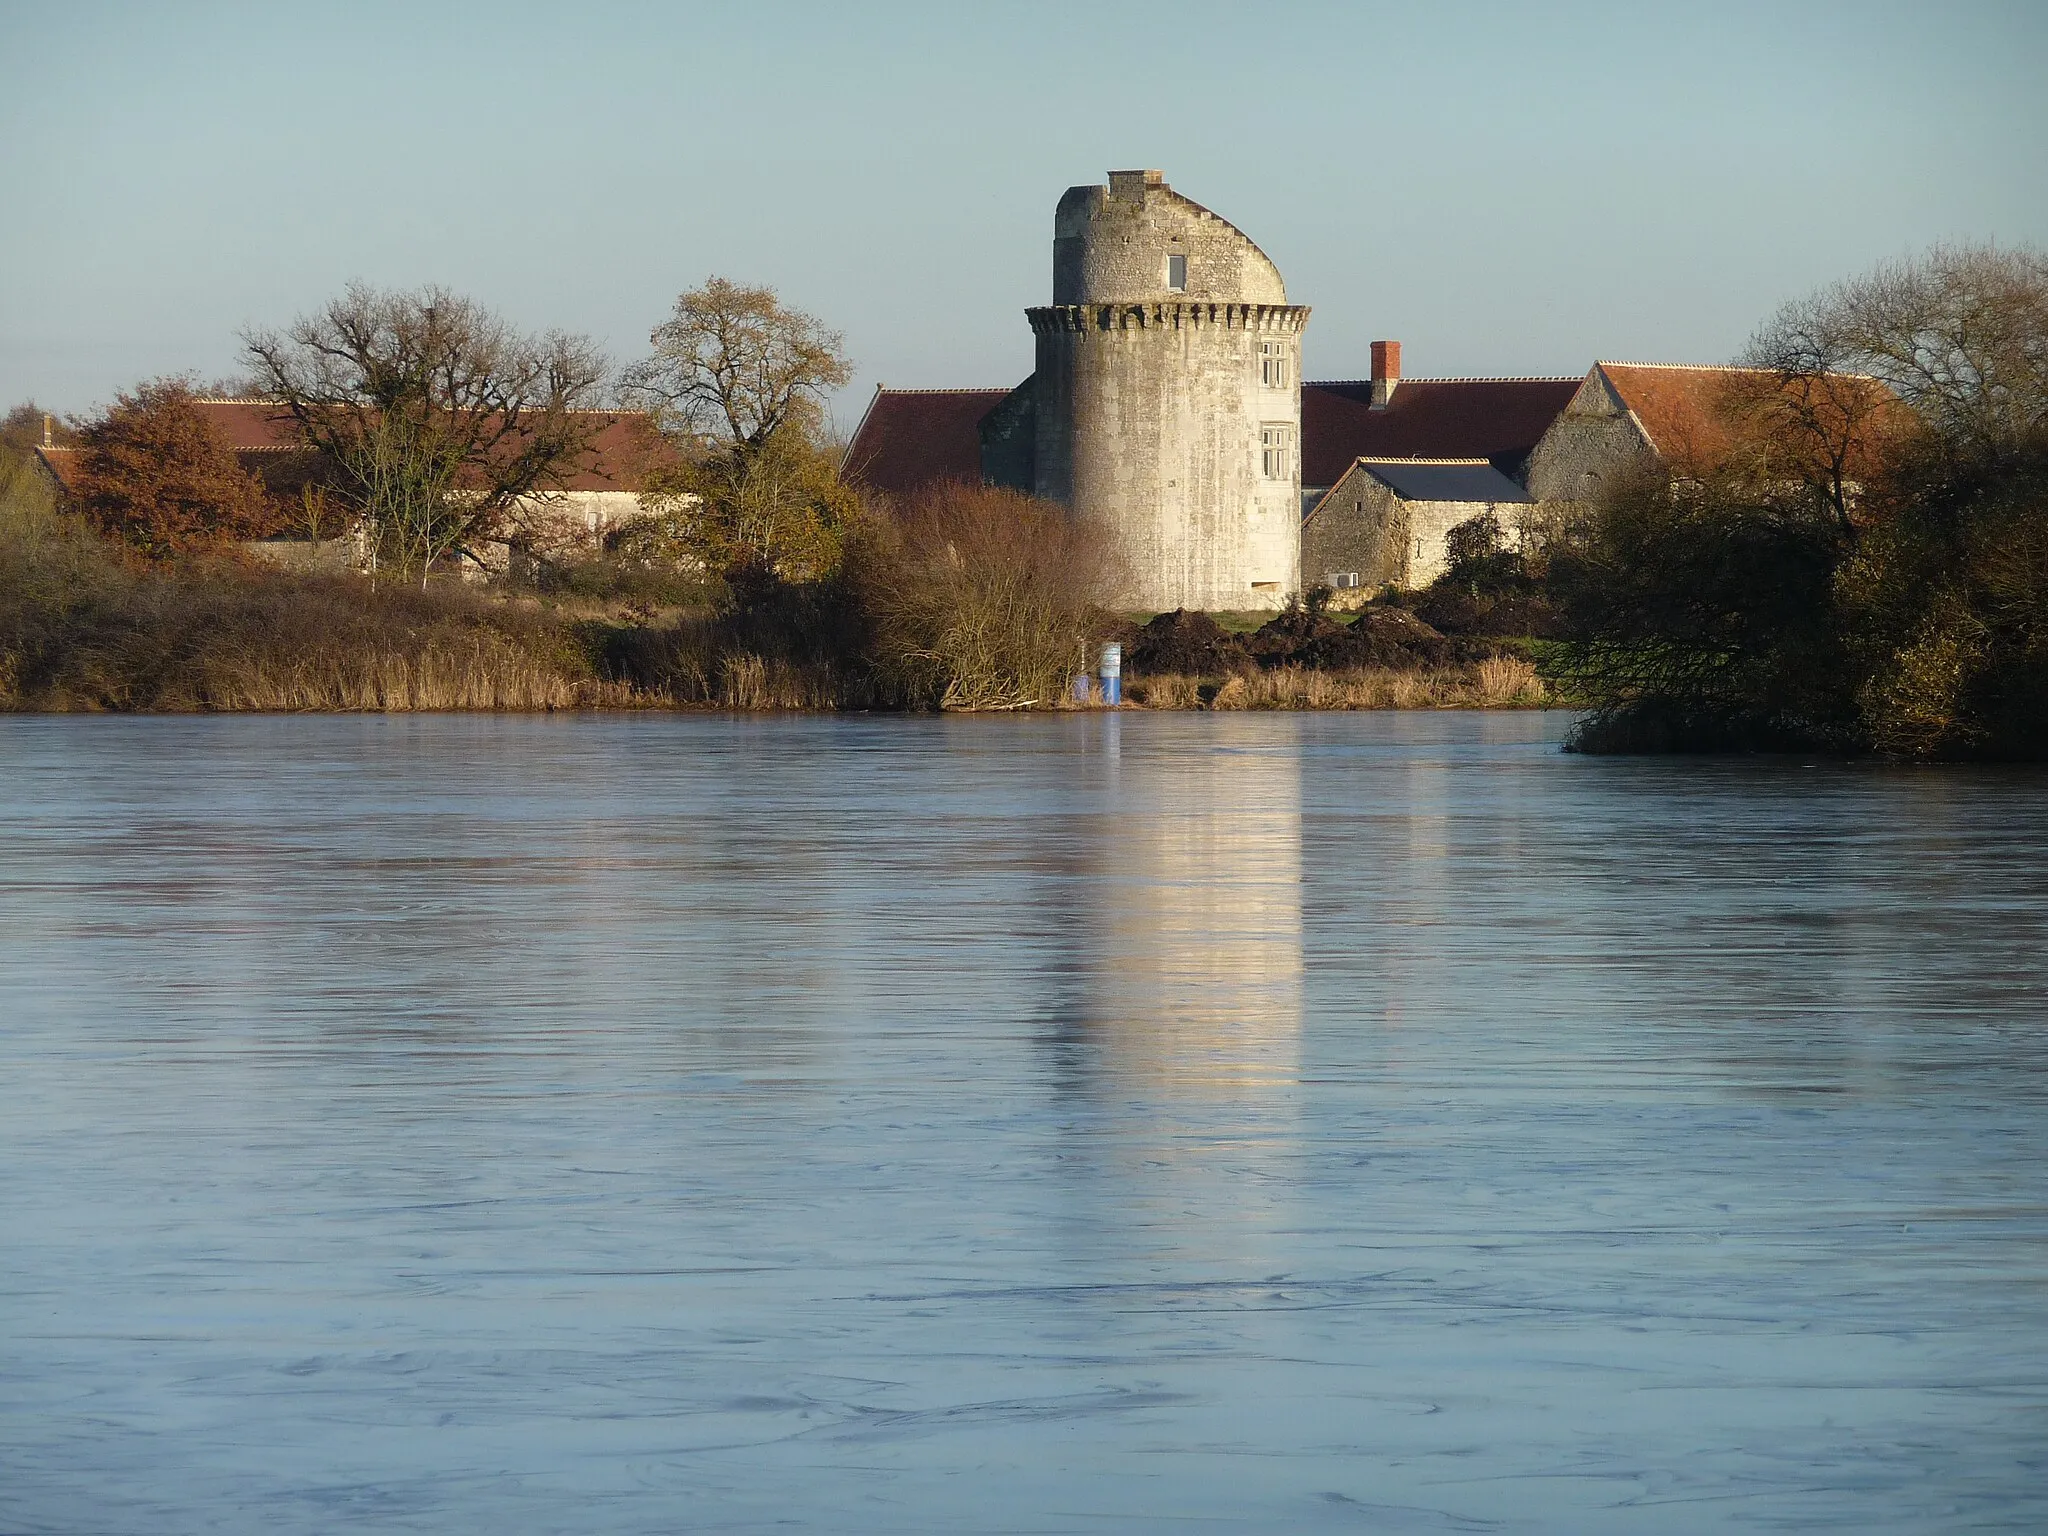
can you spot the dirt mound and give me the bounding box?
[1127,609,1251,675]
[1244,604,1463,670]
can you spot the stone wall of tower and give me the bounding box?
[1030,171,1308,612]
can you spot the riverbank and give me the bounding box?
[1,516,1549,713]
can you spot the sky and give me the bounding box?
[4,0,2045,428]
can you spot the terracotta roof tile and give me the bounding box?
[1301,378,1579,487]
[841,388,1013,501]
[186,400,673,494]
[33,445,84,492]
[1596,364,1901,479]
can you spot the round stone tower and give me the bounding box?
[1029,169,1308,612]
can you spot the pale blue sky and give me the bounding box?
[5,0,2044,425]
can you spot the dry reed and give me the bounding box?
[852,484,1112,710]
[1129,657,1546,711]
[0,506,627,712]
[4,482,1550,714]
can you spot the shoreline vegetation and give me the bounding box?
[0,485,1549,715]
[6,246,2042,755]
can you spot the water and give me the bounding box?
[2,712,2045,1534]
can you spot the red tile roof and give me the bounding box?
[190,400,672,493]
[187,398,303,451]
[1596,364,1902,479]
[843,379,1585,503]
[36,402,674,503]
[540,412,675,492]
[842,388,1013,501]
[1301,378,1580,488]
[33,445,84,492]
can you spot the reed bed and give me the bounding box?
[3,492,1552,714]
[191,635,644,712]
[0,504,623,712]
[1128,656,1546,711]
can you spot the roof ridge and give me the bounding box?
[1595,361,1763,373]
[193,398,649,416]
[1308,376,1579,387]
[872,386,1012,395]
[1355,455,1497,465]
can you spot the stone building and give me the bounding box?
[1301,456,1534,594]
[843,172,1893,611]
[843,175,1579,611]
[1026,169,1308,611]
[1296,343,1578,506]
[36,399,672,567]
[1526,362,1797,505]
[848,170,1309,611]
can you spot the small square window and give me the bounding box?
[1167,253,1187,291]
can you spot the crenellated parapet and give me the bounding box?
[1027,303,1310,334]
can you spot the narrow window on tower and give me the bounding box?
[1167,253,1187,291]
[1259,339,1290,388]
[1260,425,1295,480]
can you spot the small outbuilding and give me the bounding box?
[1300,456,1533,595]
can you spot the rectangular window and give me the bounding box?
[1260,424,1295,480]
[1167,253,1187,291]
[1259,339,1290,388]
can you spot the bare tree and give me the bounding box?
[623,277,850,453]
[244,284,608,580]
[1745,243,2048,478]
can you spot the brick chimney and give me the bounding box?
[1370,340,1401,410]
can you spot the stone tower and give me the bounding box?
[1029,169,1308,611]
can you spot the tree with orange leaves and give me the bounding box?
[73,380,274,558]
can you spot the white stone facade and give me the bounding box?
[1029,171,1308,612]
[506,489,654,554]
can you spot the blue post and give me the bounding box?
[1099,641,1122,706]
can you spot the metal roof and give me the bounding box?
[1352,458,1533,504]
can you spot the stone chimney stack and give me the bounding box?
[1107,168,1165,202]
[1370,340,1401,410]
[42,413,54,449]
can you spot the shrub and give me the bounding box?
[1547,467,1862,753]
[850,483,1113,710]
[1843,436,2048,759]
[71,379,276,557]
[0,512,616,712]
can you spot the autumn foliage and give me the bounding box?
[73,380,274,557]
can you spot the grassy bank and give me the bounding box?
[2,481,1548,714]
[1,504,625,712]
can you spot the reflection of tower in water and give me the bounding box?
[1072,721,1304,1096]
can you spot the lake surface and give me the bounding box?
[3,712,2045,1534]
